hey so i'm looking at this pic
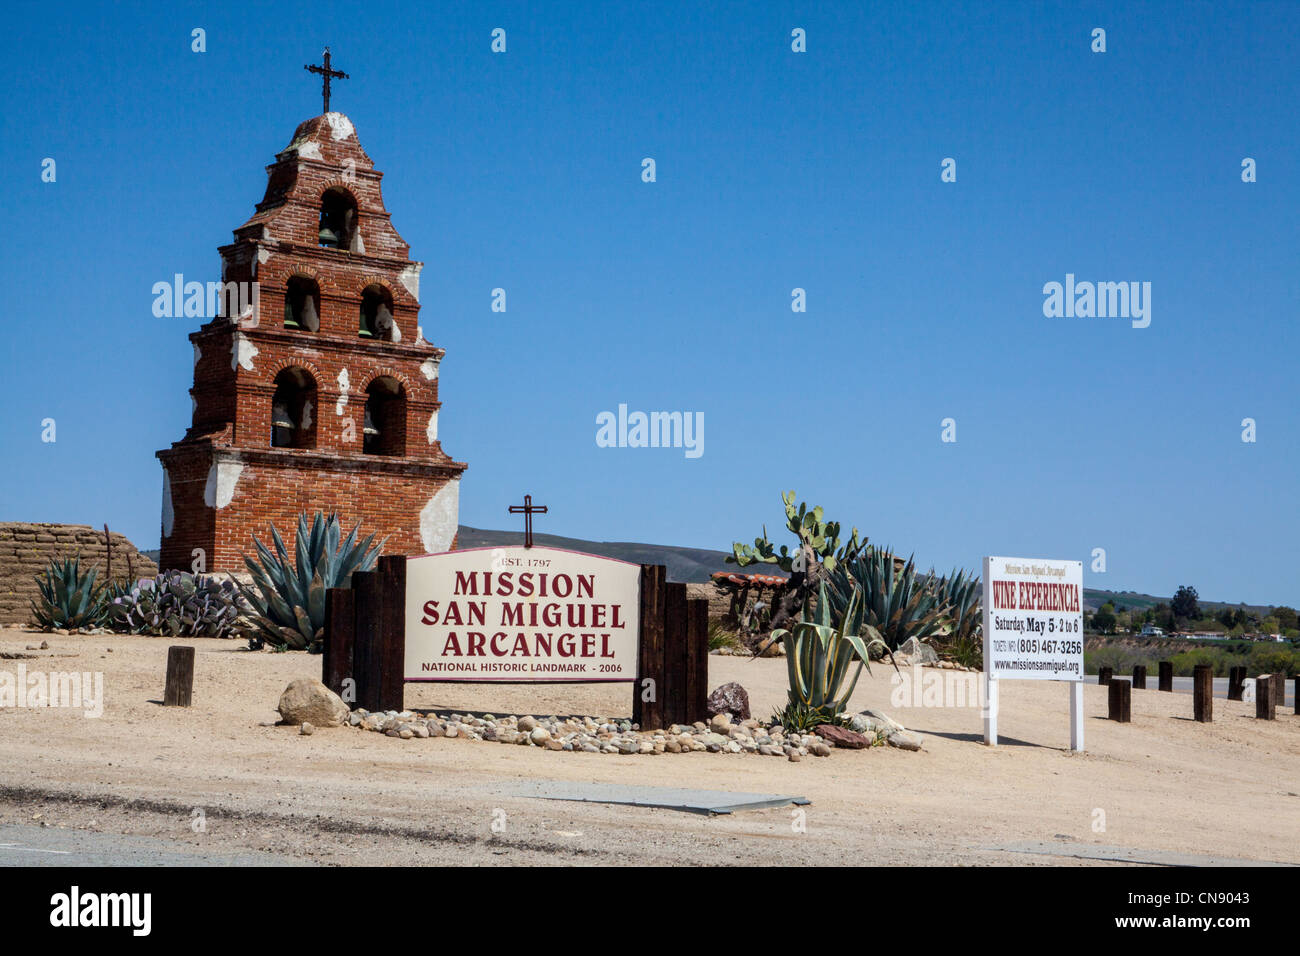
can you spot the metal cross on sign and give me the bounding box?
[305,47,349,114]
[508,494,548,549]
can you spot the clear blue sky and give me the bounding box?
[1,1,1296,606]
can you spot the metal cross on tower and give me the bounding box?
[305,47,348,114]
[508,494,548,549]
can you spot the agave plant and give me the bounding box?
[825,547,949,651]
[30,556,109,630]
[928,568,982,666]
[238,512,384,651]
[756,582,891,724]
[108,570,241,638]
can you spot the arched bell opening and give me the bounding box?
[363,376,405,456]
[270,367,318,449]
[318,187,359,251]
[283,276,321,331]
[359,284,399,341]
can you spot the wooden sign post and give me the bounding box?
[1193,664,1213,722]
[163,645,194,707]
[323,553,707,728]
[1255,676,1276,720]
[1108,679,1131,722]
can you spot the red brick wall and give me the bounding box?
[157,447,460,572]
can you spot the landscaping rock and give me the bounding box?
[706,681,751,721]
[887,730,924,752]
[897,637,938,665]
[299,722,314,735]
[277,678,348,728]
[855,708,906,735]
[813,724,872,749]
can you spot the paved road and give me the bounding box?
[0,825,298,867]
[1101,675,1295,708]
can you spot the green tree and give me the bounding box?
[1171,585,1199,622]
[1093,604,1117,634]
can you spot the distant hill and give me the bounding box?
[454,527,743,583]
[140,533,1289,610]
[1083,588,1275,617]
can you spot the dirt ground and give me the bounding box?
[1,628,1296,866]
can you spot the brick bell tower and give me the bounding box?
[157,84,467,573]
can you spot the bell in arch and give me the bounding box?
[271,401,295,447]
[299,294,319,331]
[362,405,379,437]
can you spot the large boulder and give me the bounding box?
[896,637,938,665]
[706,682,751,721]
[277,678,349,728]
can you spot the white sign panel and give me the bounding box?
[982,555,1084,681]
[404,546,641,683]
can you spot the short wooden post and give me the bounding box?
[1098,666,1113,685]
[376,556,407,713]
[323,587,356,702]
[661,582,688,729]
[1227,666,1246,701]
[163,645,195,707]
[1193,664,1213,722]
[1158,661,1173,692]
[352,569,386,713]
[633,565,667,729]
[1108,679,1131,722]
[1270,673,1285,711]
[685,598,710,724]
[1132,665,1147,690]
[1256,675,1275,720]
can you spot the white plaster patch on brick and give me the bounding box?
[297,141,323,161]
[419,480,459,553]
[193,343,202,366]
[353,230,366,255]
[415,325,426,345]
[419,356,440,381]
[399,263,422,303]
[301,399,314,431]
[203,461,244,509]
[161,469,174,538]
[231,333,258,371]
[426,408,439,443]
[324,112,355,141]
[335,368,350,415]
[258,247,271,265]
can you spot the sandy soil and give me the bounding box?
[0,628,1296,866]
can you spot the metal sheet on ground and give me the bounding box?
[509,782,810,815]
